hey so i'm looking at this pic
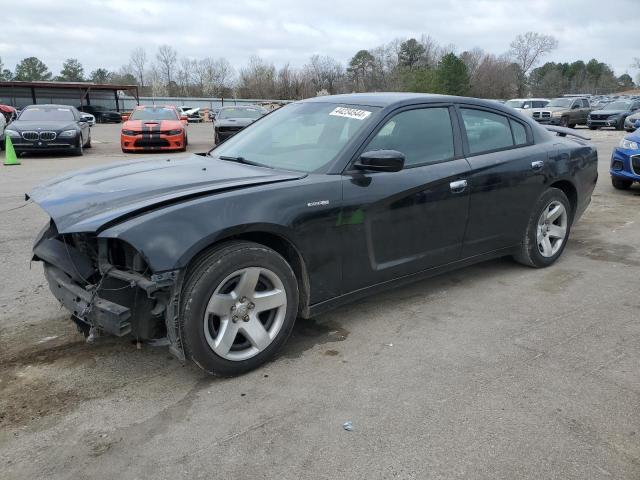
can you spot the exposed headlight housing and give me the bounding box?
[620,138,639,150]
[58,130,78,138]
[167,129,183,135]
[5,129,20,137]
[551,111,563,118]
[122,129,137,136]
[608,114,621,119]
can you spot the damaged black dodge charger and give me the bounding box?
[29,93,598,376]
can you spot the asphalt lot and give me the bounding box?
[1,123,639,479]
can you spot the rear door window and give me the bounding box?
[461,109,514,154]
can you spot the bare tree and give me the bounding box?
[156,45,178,95]
[510,32,558,95]
[460,47,485,78]
[130,48,147,87]
[304,55,345,95]
[238,56,277,98]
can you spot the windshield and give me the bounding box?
[210,102,380,172]
[19,107,75,121]
[605,101,632,110]
[505,100,525,109]
[218,107,264,120]
[129,107,178,121]
[547,98,573,108]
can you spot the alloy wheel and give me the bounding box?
[536,200,568,257]
[203,267,287,361]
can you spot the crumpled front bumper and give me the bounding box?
[44,264,132,337]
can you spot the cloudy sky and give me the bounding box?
[2,0,638,78]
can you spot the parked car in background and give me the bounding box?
[588,99,640,130]
[213,105,267,143]
[504,98,549,115]
[0,104,17,123]
[28,93,598,376]
[610,130,640,189]
[0,109,6,150]
[531,97,591,128]
[5,104,91,155]
[208,107,221,121]
[77,105,122,123]
[121,105,187,153]
[80,113,96,126]
[177,106,203,123]
[624,111,640,132]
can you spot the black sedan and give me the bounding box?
[6,104,91,155]
[213,105,267,143]
[28,93,597,376]
[588,99,640,130]
[78,105,122,123]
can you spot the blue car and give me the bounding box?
[610,122,640,190]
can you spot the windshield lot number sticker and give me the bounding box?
[330,107,371,120]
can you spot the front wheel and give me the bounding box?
[73,137,84,156]
[560,117,569,128]
[611,177,633,190]
[180,241,299,376]
[513,188,572,268]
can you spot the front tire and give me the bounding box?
[180,241,299,376]
[611,177,633,190]
[514,188,572,268]
[560,117,569,128]
[74,137,84,156]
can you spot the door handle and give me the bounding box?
[449,179,468,194]
[531,160,544,170]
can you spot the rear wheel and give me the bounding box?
[180,241,299,376]
[514,188,571,268]
[611,177,633,190]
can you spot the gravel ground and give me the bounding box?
[0,124,639,480]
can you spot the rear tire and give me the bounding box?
[611,177,633,190]
[513,188,572,268]
[180,241,299,376]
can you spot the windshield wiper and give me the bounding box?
[217,155,271,168]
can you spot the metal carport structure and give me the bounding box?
[0,81,139,111]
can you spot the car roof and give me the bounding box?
[220,105,262,109]
[135,105,177,109]
[25,104,76,109]
[301,92,521,113]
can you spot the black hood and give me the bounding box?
[215,118,257,128]
[28,154,306,234]
[8,120,79,132]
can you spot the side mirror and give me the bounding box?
[78,117,88,123]
[121,115,129,122]
[180,115,188,121]
[354,150,405,172]
[572,104,580,110]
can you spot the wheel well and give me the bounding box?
[550,180,577,219]
[187,232,311,317]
